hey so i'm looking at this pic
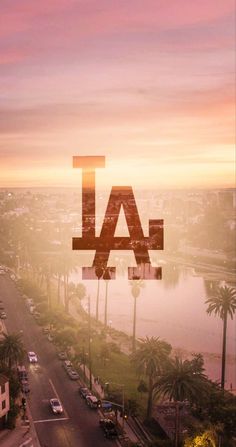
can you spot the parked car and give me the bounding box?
[67,369,79,380]
[42,327,50,334]
[57,352,67,360]
[28,351,38,363]
[47,333,54,342]
[79,387,92,399]
[17,365,28,381]
[0,311,7,319]
[50,398,63,414]
[63,360,72,371]
[99,419,118,438]
[100,401,113,413]
[0,301,4,309]
[86,395,99,409]
[29,305,36,314]
[21,380,30,393]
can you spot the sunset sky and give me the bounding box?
[0,0,235,189]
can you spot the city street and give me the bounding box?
[0,273,116,447]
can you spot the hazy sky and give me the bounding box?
[0,0,235,189]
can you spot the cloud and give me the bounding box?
[0,0,235,187]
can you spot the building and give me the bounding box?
[0,375,10,429]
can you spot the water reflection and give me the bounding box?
[70,265,236,387]
[162,262,180,289]
[203,280,215,298]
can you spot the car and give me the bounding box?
[79,387,92,399]
[0,301,4,309]
[100,401,113,413]
[21,380,30,393]
[99,419,118,438]
[17,365,28,381]
[86,395,99,409]
[42,327,50,334]
[28,351,38,363]
[29,305,36,314]
[26,298,34,307]
[57,351,67,360]
[63,360,72,370]
[67,369,79,380]
[0,311,7,319]
[50,398,63,414]
[47,333,54,342]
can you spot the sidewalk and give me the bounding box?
[0,418,40,447]
[0,425,32,447]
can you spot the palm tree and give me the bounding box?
[155,357,208,447]
[205,285,236,389]
[131,336,172,419]
[61,251,78,312]
[129,277,145,351]
[66,282,86,313]
[0,332,25,370]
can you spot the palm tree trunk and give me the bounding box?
[63,272,67,308]
[96,278,100,320]
[132,296,137,352]
[146,376,153,419]
[46,274,51,310]
[175,401,180,447]
[104,280,108,327]
[57,274,61,305]
[221,314,227,389]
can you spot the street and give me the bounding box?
[0,273,116,447]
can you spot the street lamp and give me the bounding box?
[88,295,92,390]
[103,269,111,328]
[105,382,125,431]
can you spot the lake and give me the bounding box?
[70,263,236,389]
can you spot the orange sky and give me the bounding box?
[0,0,235,189]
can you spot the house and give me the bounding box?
[0,375,10,429]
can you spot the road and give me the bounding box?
[0,273,116,447]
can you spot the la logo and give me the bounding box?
[73,156,163,280]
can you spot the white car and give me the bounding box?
[50,398,63,414]
[28,351,38,363]
[67,369,79,380]
[86,395,99,408]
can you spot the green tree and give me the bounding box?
[184,428,217,447]
[54,327,77,352]
[0,333,25,370]
[100,343,110,366]
[131,336,172,419]
[205,285,236,389]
